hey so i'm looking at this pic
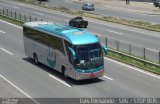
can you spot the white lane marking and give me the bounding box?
[107,30,122,34]
[128,29,160,38]
[13,6,19,9]
[104,57,160,80]
[95,33,102,37]
[0,29,5,34]
[146,14,156,17]
[0,19,22,29]
[0,74,40,104]
[93,33,107,37]
[64,0,78,5]
[146,48,159,52]
[148,3,153,5]
[48,74,71,87]
[34,12,44,15]
[103,75,113,80]
[0,47,13,55]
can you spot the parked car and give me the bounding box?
[82,3,95,11]
[154,0,160,7]
[69,17,88,28]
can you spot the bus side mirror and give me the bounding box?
[101,44,108,55]
[68,47,76,60]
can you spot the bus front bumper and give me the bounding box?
[76,69,104,80]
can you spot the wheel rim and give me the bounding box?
[35,57,38,63]
[63,69,67,78]
[64,70,67,77]
[34,55,38,63]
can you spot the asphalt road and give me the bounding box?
[0,0,160,52]
[47,0,160,23]
[0,16,160,104]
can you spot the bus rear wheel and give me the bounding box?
[34,53,39,64]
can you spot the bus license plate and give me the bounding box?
[90,73,95,78]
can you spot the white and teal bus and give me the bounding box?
[23,21,108,80]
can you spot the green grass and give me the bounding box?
[0,15,24,26]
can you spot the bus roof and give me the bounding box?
[23,21,98,45]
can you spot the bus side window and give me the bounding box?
[49,35,64,54]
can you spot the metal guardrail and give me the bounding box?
[106,38,160,64]
[0,8,43,22]
[108,48,160,68]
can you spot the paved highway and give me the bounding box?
[0,18,160,104]
[0,0,160,51]
[48,0,160,23]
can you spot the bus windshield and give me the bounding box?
[74,43,103,69]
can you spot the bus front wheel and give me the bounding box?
[62,67,68,78]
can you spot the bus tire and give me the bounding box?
[34,53,39,64]
[62,67,68,78]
